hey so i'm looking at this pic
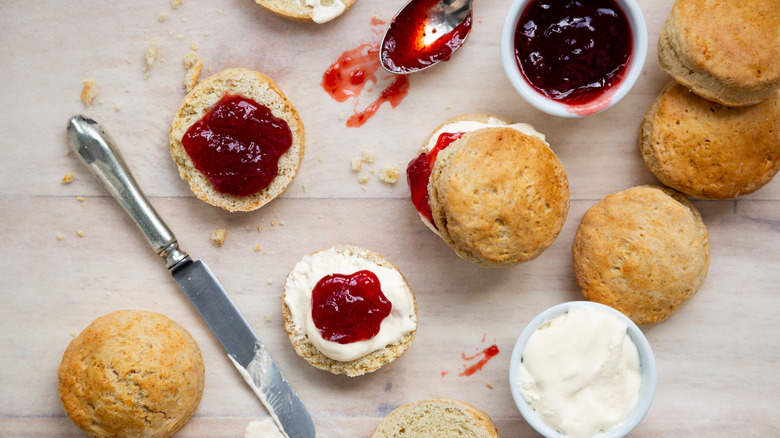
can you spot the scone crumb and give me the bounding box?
[486,382,494,390]
[351,157,362,172]
[80,79,97,106]
[257,225,264,232]
[62,173,75,184]
[264,315,272,322]
[68,329,78,337]
[254,244,262,252]
[56,233,63,241]
[76,230,85,237]
[358,174,370,184]
[171,0,182,9]
[211,228,226,247]
[144,37,159,78]
[158,12,167,21]
[379,166,400,184]
[203,31,210,37]
[183,53,202,92]
[361,149,376,164]
[76,196,85,202]
[190,41,199,51]
[114,103,122,112]
[301,184,308,193]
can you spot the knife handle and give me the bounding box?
[67,115,189,270]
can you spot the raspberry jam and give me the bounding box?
[181,95,292,197]
[406,132,463,226]
[380,0,473,73]
[311,270,392,344]
[513,0,632,105]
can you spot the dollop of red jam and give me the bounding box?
[181,95,293,197]
[513,0,632,105]
[380,0,473,73]
[311,270,392,344]
[406,132,463,226]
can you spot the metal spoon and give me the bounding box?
[380,0,474,74]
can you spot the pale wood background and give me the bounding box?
[1,0,778,436]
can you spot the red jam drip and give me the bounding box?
[459,344,500,377]
[321,42,411,128]
[380,0,473,73]
[513,0,632,105]
[311,270,392,344]
[181,95,292,197]
[406,132,463,226]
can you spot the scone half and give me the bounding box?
[372,397,500,438]
[282,245,417,377]
[169,68,304,212]
[429,128,569,267]
[255,0,357,23]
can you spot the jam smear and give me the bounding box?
[311,270,392,344]
[321,29,411,127]
[459,344,500,377]
[181,95,292,197]
[513,0,632,105]
[380,0,473,73]
[406,132,463,225]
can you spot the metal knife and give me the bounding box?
[66,115,315,438]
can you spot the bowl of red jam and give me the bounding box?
[501,0,647,117]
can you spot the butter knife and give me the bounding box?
[66,115,315,438]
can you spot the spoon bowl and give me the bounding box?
[380,0,474,74]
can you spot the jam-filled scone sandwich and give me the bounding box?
[58,310,205,438]
[407,114,570,267]
[640,81,780,199]
[169,68,304,212]
[657,0,780,106]
[282,245,417,377]
[572,185,710,325]
[372,397,500,438]
[254,0,357,24]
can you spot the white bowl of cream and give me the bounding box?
[509,301,656,437]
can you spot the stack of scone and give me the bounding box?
[643,0,780,200]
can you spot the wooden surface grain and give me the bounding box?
[1,0,778,436]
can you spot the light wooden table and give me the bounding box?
[1,0,778,436]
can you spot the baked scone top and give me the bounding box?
[572,186,710,325]
[660,0,780,105]
[372,397,500,438]
[640,82,780,199]
[57,310,205,438]
[430,128,569,267]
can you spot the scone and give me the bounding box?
[282,245,417,377]
[640,82,780,199]
[657,0,780,106]
[169,68,304,212]
[58,310,205,438]
[255,0,357,23]
[572,186,710,325]
[372,397,500,438]
[407,114,569,267]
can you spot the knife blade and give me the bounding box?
[66,114,315,438]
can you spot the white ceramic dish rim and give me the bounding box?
[500,0,649,118]
[508,301,658,438]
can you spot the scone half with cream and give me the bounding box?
[170,68,304,212]
[282,245,417,377]
[407,114,570,267]
[255,0,357,23]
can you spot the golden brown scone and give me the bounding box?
[255,0,357,23]
[282,245,417,377]
[657,0,780,106]
[572,186,710,325]
[372,397,500,438]
[429,125,569,267]
[640,82,780,199]
[169,68,304,212]
[58,310,205,438]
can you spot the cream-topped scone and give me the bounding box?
[282,246,417,376]
[254,0,357,23]
[407,114,569,267]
